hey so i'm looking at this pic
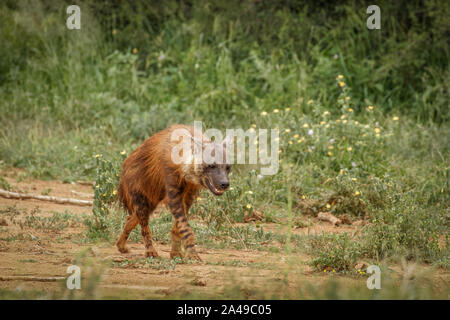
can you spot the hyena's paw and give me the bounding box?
[116,243,130,254]
[170,251,183,259]
[144,248,159,258]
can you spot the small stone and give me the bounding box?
[0,218,8,226]
[191,278,206,286]
[90,246,100,257]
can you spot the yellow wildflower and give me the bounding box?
[348,108,354,112]
[285,128,291,133]
[339,81,345,87]
[354,191,360,196]
[246,204,252,209]
[302,123,309,128]
[285,107,291,112]
[261,111,268,116]
[273,109,279,113]
[307,100,313,105]
[293,134,299,139]
[132,48,138,54]
[393,116,399,121]
[347,147,352,151]
[338,75,344,79]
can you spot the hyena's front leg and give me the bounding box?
[167,187,201,261]
[170,224,182,259]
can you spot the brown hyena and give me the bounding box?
[115,124,231,261]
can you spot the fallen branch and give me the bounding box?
[0,275,65,282]
[71,190,94,198]
[0,189,93,207]
[76,180,94,186]
[317,212,342,226]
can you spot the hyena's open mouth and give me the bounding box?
[203,178,225,196]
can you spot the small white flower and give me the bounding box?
[333,54,339,60]
[329,138,335,143]
[158,54,166,62]
[257,174,264,181]
[307,129,314,136]
[352,162,357,168]
[195,63,199,69]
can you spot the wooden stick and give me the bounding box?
[76,181,94,186]
[0,275,65,282]
[71,190,94,198]
[0,189,93,206]
[318,212,342,226]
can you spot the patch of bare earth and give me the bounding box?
[0,173,448,299]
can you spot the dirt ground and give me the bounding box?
[0,171,448,299]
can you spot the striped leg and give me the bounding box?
[116,213,138,253]
[167,185,201,261]
[170,223,182,259]
[132,192,158,258]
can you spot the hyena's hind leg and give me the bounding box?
[131,192,158,258]
[116,213,138,254]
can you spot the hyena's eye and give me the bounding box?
[208,164,216,169]
[226,165,231,171]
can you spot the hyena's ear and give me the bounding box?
[222,135,233,148]
[187,133,204,148]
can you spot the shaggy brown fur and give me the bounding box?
[116,124,230,261]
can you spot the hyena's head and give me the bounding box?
[172,128,232,195]
[199,138,232,196]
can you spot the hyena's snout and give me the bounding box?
[203,165,231,196]
[217,177,229,190]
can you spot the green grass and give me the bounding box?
[0,0,448,283]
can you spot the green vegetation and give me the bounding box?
[0,0,448,286]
